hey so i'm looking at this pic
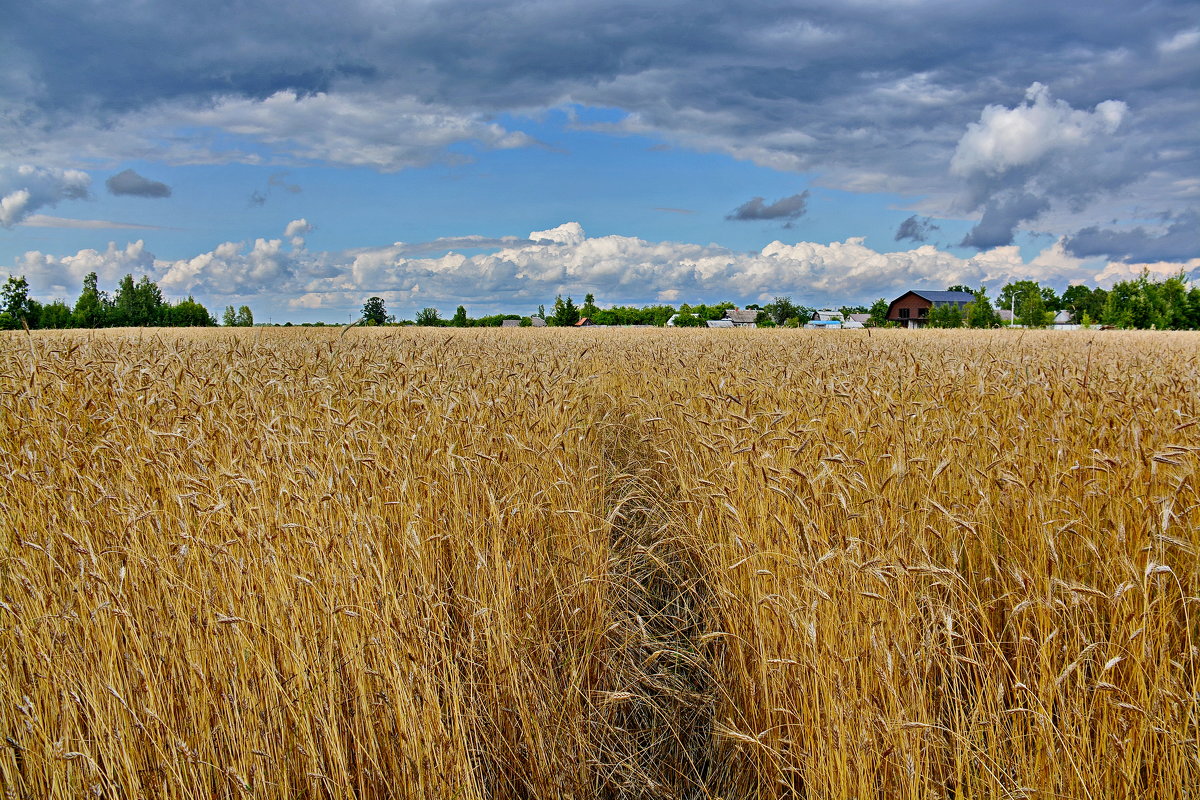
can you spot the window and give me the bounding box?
[899,308,910,319]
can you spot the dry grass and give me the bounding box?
[1,327,1197,798]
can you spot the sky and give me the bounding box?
[1,0,1198,322]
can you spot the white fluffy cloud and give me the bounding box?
[11,221,1195,316]
[10,241,154,297]
[952,83,1126,178]
[952,84,1135,248]
[0,165,91,227]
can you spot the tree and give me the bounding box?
[362,297,389,326]
[73,272,106,328]
[964,287,1001,328]
[1,276,33,327]
[39,300,74,329]
[451,305,468,327]
[672,310,703,327]
[867,298,890,327]
[947,284,975,294]
[235,305,254,327]
[415,307,442,326]
[580,293,599,318]
[550,295,579,326]
[927,302,964,328]
[223,306,238,326]
[1016,291,1049,328]
[763,296,800,325]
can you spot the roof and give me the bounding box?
[812,309,844,321]
[501,319,520,327]
[724,308,759,324]
[908,290,976,305]
[574,317,593,326]
[531,317,546,327]
[706,319,736,328]
[847,313,871,323]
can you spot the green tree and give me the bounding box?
[550,295,579,326]
[927,301,964,328]
[451,305,468,327]
[1016,291,1049,328]
[415,307,442,326]
[867,298,890,327]
[39,299,74,329]
[580,292,599,318]
[947,284,975,294]
[235,305,254,327]
[763,296,800,325]
[73,272,107,328]
[1,275,34,327]
[222,305,238,326]
[964,287,1001,328]
[362,297,389,326]
[672,310,703,327]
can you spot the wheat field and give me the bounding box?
[1,327,1197,799]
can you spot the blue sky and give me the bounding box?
[2,0,1197,321]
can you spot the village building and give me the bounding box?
[886,290,975,328]
[722,308,759,327]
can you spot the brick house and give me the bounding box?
[886,290,976,328]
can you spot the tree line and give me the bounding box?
[901,272,1200,329]
[1,272,219,330]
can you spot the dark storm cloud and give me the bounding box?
[895,215,939,243]
[105,169,171,198]
[4,0,1198,236]
[1065,211,1200,263]
[960,192,1050,249]
[727,192,809,222]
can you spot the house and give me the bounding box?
[847,313,871,326]
[723,308,759,327]
[530,317,547,327]
[501,319,521,328]
[886,290,976,328]
[706,319,736,328]
[806,309,846,329]
[574,317,595,327]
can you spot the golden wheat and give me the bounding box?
[0,327,1197,798]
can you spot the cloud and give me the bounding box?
[105,168,171,198]
[1,0,1196,242]
[952,83,1134,248]
[895,215,940,243]
[1064,210,1200,263]
[727,192,810,222]
[0,165,91,227]
[20,214,166,230]
[10,241,154,297]
[284,218,313,238]
[11,220,1196,316]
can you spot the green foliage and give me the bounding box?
[415,307,443,326]
[452,305,469,327]
[362,297,389,326]
[580,293,599,319]
[1000,280,1061,315]
[763,296,801,326]
[2,275,32,322]
[867,298,890,327]
[1016,291,1050,328]
[964,287,1001,328]
[927,301,964,328]
[550,295,580,327]
[1101,271,1200,329]
[671,310,703,327]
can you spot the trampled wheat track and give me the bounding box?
[589,412,717,799]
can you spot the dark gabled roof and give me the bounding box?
[724,308,759,324]
[909,290,976,304]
